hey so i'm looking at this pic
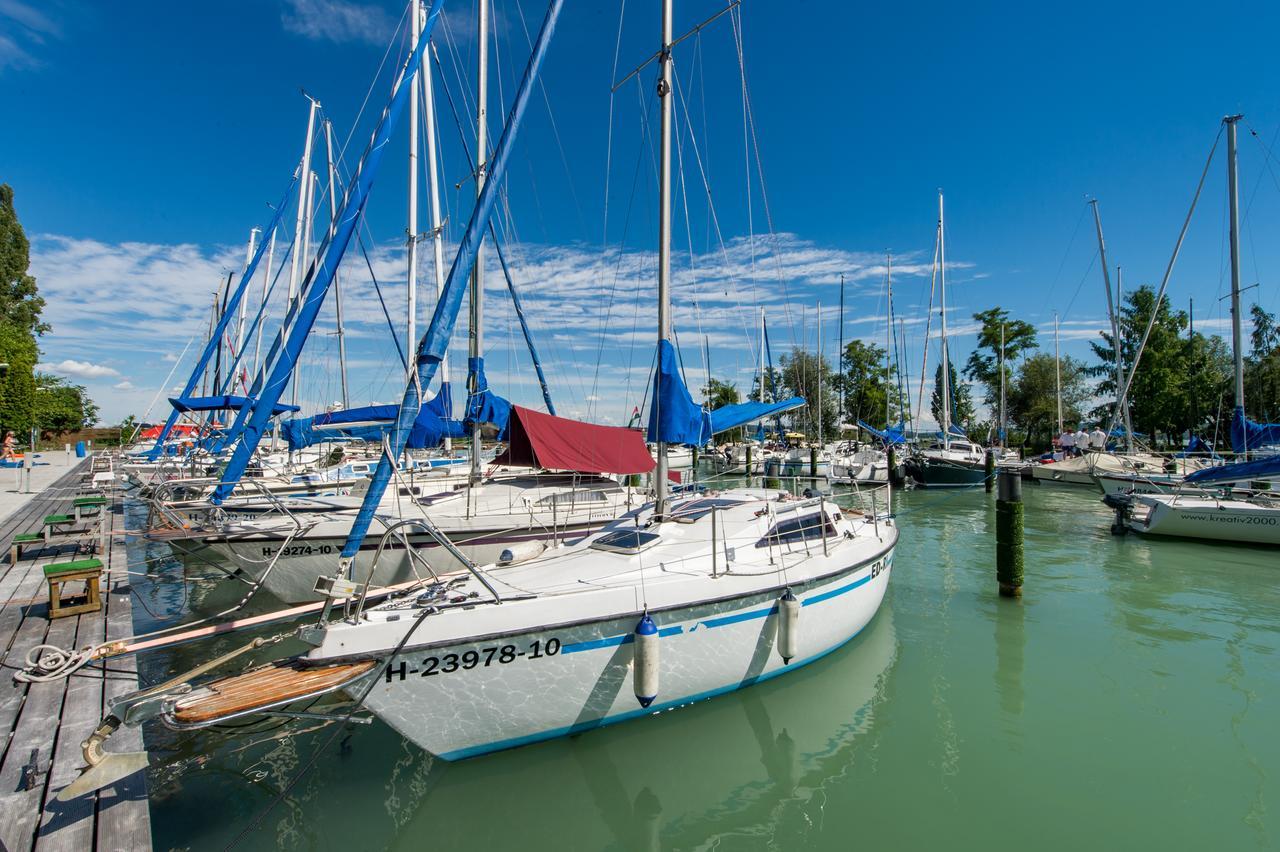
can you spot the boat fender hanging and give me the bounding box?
[633,613,659,708]
[497,540,546,566]
[777,589,800,664]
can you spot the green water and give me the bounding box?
[129,482,1280,850]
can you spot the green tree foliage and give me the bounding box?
[930,361,975,433]
[833,339,899,430]
[1245,304,1280,422]
[962,307,1038,409]
[779,347,837,440]
[34,373,99,435]
[0,184,48,439]
[1007,353,1090,449]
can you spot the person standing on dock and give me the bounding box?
[1058,427,1075,459]
[1089,425,1107,451]
[1,431,15,461]
[1075,426,1091,456]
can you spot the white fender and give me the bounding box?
[496,540,546,566]
[777,589,800,664]
[633,613,659,707]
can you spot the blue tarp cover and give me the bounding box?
[1184,453,1280,485]
[1231,406,1280,454]
[648,340,805,446]
[465,357,512,439]
[280,383,463,451]
[169,395,299,416]
[857,420,907,445]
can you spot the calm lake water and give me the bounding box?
[124,478,1280,850]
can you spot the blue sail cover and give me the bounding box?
[648,339,712,446]
[857,420,906,445]
[937,423,968,439]
[708,397,806,435]
[1231,406,1280,454]
[1184,453,1280,485]
[648,340,804,446]
[281,384,462,450]
[169,395,299,416]
[465,357,512,438]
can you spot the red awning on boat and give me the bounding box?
[494,406,656,475]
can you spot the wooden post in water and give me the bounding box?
[996,467,1024,597]
[810,446,819,478]
[985,448,996,492]
[745,443,753,482]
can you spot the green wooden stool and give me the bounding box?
[72,495,108,522]
[8,532,42,564]
[44,557,104,619]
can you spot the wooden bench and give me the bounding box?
[72,495,108,521]
[42,513,99,549]
[8,532,42,564]
[44,557,104,619]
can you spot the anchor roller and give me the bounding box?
[633,613,659,708]
[777,589,800,664]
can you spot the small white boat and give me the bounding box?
[1111,490,1280,546]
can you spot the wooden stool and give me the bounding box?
[9,532,42,564]
[72,495,108,522]
[44,558,104,619]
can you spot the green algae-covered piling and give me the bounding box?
[985,449,996,493]
[996,467,1024,597]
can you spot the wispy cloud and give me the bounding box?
[39,358,120,379]
[0,0,61,71]
[280,0,397,46]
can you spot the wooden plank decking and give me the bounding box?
[0,458,151,852]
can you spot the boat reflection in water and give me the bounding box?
[146,603,897,850]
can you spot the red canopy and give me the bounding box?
[494,406,655,475]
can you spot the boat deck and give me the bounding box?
[0,459,151,851]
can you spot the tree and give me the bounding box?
[1007,353,1090,450]
[930,362,975,434]
[779,347,837,441]
[963,307,1038,410]
[0,184,48,440]
[34,373,98,436]
[1245,304,1280,423]
[702,377,742,442]
[833,339,899,430]
[1089,285,1188,443]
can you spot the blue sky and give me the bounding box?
[3,0,1280,426]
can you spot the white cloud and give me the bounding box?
[162,352,179,362]
[280,0,396,46]
[113,380,136,390]
[38,359,120,379]
[0,0,61,71]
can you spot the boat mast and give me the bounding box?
[419,6,450,447]
[885,255,892,429]
[938,191,951,450]
[407,0,422,373]
[236,228,258,373]
[817,300,823,447]
[654,0,674,516]
[1090,198,1130,450]
[253,228,276,380]
[468,0,489,485]
[287,99,318,311]
[1054,311,1062,436]
[999,322,1006,446]
[838,272,846,429]
[323,119,350,409]
[1226,114,1245,455]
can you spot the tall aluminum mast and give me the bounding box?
[654,0,674,516]
[938,191,951,449]
[323,120,350,409]
[468,0,490,485]
[407,0,422,366]
[1226,114,1245,454]
[421,3,451,449]
[1090,198,1130,449]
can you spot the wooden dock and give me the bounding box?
[0,459,151,851]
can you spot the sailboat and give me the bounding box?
[65,0,897,779]
[905,192,987,487]
[1107,116,1280,546]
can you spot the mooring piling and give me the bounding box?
[985,448,996,493]
[996,467,1024,597]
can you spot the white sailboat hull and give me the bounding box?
[344,539,893,760]
[1126,494,1280,545]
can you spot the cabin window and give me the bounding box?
[537,490,611,508]
[668,497,746,523]
[755,513,836,548]
[590,529,661,554]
